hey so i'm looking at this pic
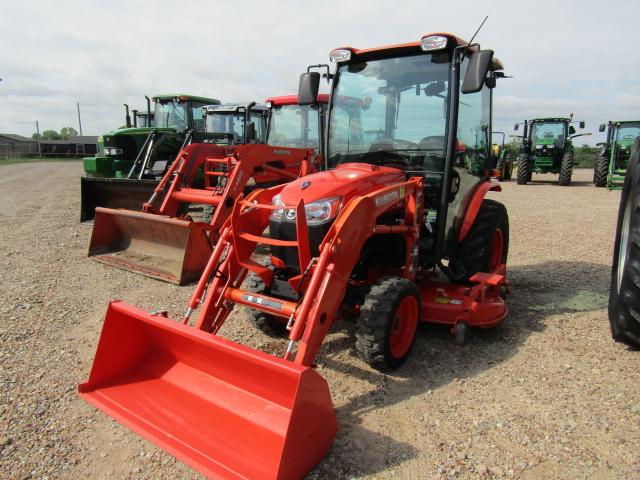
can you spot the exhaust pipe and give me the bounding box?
[145,95,152,121]
[124,104,131,128]
[132,110,138,128]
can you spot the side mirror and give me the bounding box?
[298,72,320,106]
[246,122,256,143]
[514,124,519,131]
[569,126,576,135]
[579,121,585,129]
[484,77,496,89]
[424,80,446,97]
[599,124,606,133]
[461,49,494,94]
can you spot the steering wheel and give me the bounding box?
[361,150,410,169]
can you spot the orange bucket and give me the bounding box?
[88,207,213,285]
[79,302,337,479]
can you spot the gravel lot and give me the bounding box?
[0,162,637,479]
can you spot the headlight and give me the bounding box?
[536,145,543,149]
[104,147,123,156]
[330,49,351,63]
[420,35,448,51]
[270,195,342,225]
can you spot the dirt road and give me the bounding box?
[0,162,637,479]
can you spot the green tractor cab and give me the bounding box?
[83,94,220,179]
[490,131,513,180]
[513,116,591,186]
[80,94,220,221]
[594,121,640,190]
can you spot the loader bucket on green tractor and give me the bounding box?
[78,302,337,479]
[80,177,158,222]
[88,207,213,285]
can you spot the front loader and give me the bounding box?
[80,33,509,479]
[594,121,640,189]
[87,96,327,285]
[80,94,221,222]
[513,116,590,186]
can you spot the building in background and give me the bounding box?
[0,133,39,158]
[39,135,98,157]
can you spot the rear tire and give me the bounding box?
[593,153,609,187]
[245,273,287,337]
[450,199,509,283]
[609,142,640,348]
[516,154,530,185]
[355,277,420,370]
[503,153,513,180]
[559,152,573,186]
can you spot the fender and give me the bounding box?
[457,178,501,242]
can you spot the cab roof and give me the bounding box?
[202,103,268,114]
[153,94,221,104]
[530,117,571,123]
[333,32,504,70]
[266,94,329,106]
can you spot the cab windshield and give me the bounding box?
[205,110,267,143]
[614,123,640,145]
[328,52,451,171]
[268,104,320,149]
[154,100,188,130]
[530,122,565,146]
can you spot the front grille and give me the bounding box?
[269,219,331,271]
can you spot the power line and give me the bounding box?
[0,74,123,108]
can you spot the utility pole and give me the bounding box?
[77,102,83,136]
[35,120,42,158]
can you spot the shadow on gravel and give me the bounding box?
[314,260,610,477]
[517,179,594,187]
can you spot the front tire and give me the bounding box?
[245,273,287,337]
[516,154,530,185]
[593,153,609,187]
[355,277,420,370]
[609,142,640,348]
[559,152,573,186]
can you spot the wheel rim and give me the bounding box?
[489,228,504,271]
[617,193,632,293]
[389,296,419,359]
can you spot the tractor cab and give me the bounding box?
[269,34,505,275]
[132,109,154,128]
[152,94,218,132]
[514,116,589,185]
[203,102,269,145]
[595,121,640,189]
[266,94,328,152]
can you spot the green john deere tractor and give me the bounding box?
[593,121,640,190]
[513,116,590,186]
[80,94,220,221]
[491,131,513,180]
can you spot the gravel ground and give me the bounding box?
[0,162,637,480]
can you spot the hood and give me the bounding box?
[277,163,405,207]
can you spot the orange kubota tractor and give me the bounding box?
[79,34,509,479]
[86,95,328,285]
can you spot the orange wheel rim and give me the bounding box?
[389,296,419,359]
[489,228,504,271]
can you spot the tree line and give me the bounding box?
[32,127,78,140]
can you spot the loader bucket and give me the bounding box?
[88,207,213,285]
[79,302,337,480]
[80,177,158,222]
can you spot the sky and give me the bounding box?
[0,0,638,145]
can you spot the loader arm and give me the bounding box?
[190,177,424,367]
